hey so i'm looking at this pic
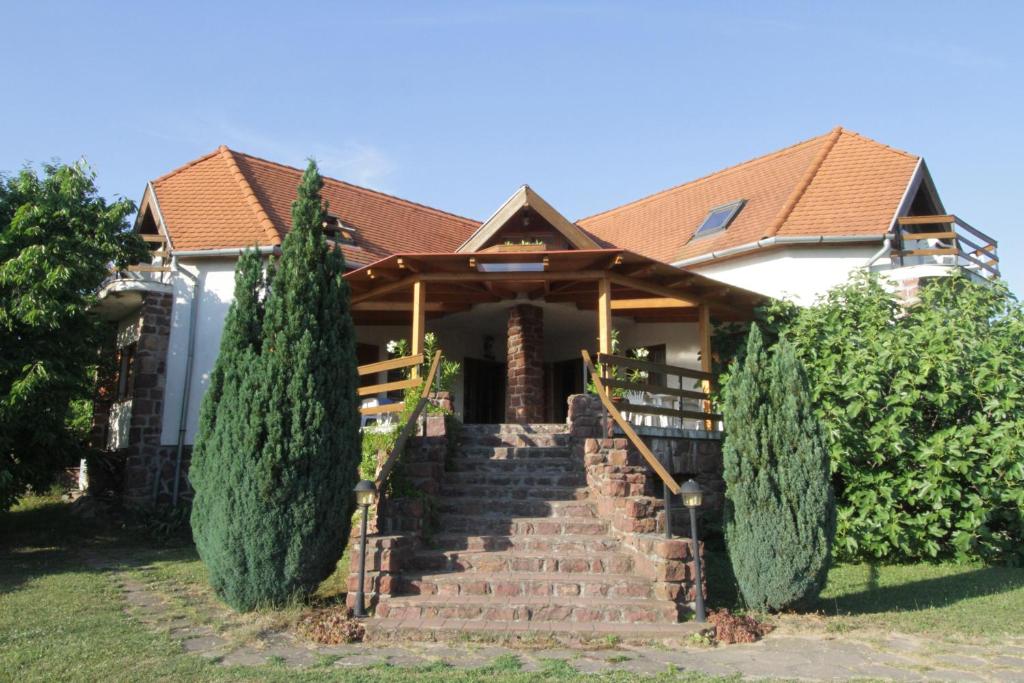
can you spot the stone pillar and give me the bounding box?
[505,304,544,424]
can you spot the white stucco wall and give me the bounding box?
[691,244,880,305]
[160,259,237,445]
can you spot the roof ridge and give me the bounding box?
[150,146,226,185]
[228,147,479,226]
[218,147,282,245]
[837,127,919,160]
[576,128,838,224]
[764,126,843,239]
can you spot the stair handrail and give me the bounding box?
[581,349,681,496]
[374,349,443,488]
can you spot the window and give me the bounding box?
[323,215,358,245]
[115,342,137,401]
[693,199,746,239]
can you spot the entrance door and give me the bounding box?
[463,357,506,424]
[547,357,584,423]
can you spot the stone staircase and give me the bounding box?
[363,423,704,640]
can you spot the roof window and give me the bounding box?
[693,199,746,238]
[323,215,357,245]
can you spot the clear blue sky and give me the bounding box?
[3,2,1022,293]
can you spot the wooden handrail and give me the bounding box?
[582,350,681,495]
[597,352,713,382]
[358,353,424,376]
[374,350,442,488]
[896,214,1000,277]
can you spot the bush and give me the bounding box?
[767,272,1024,563]
[190,160,361,611]
[723,327,835,611]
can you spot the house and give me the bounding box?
[90,126,999,509]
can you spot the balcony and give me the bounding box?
[894,215,999,279]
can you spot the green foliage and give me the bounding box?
[723,327,835,611]
[190,160,361,611]
[762,271,1024,563]
[0,161,145,509]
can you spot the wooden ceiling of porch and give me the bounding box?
[344,248,765,325]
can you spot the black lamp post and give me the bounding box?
[353,479,376,618]
[680,478,706,623]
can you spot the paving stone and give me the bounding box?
[181,635,228,653]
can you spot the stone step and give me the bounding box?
[457,445,573,459]
[461,423,570,435]
[438,484,587,501]
[446,457,578,473]
[398,571,652,600]
[408,549,633,575]
[437,499,597,519]
[436,514,610,536]
[364,617,710,644]
[425,533,623,554]
[442,471,586,488]
[376,595,681,624]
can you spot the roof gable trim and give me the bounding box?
[457,185,598,253]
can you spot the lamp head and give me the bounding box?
[354,479,376,507]
[680,479,703,508]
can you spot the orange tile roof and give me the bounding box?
[152,146,479,266]
[577,127,920,264]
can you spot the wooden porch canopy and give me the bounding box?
[345,248,764,325]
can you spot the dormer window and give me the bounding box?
[693,199,746,239]
[323,215,358,245]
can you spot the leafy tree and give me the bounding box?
[723,326,835,611]
[190,160,361,611]
[771,271,1024,563]
[0,162,145,509]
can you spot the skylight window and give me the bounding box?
[693,199,746,238]
[323,215,357,245]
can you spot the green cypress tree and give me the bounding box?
[722,326,836,612]
[190,160,360,611]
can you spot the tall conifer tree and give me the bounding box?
[722,326,835,611]
[190,160,360,611]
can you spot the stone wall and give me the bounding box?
[567,394,714,614]
[505,304,544,423]
[346,414,448,612]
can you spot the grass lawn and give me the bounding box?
[3,495,1023,682]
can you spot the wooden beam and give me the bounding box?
[598,277,612,355]
[698,304,713,430]
[608,274,698,306]
[352,301,458,312]
[140,234,166,243]
[418,270,607,284]
[610,297,696,310]
[357,353,424,376]
[410,280,426,379]
[897,215,955,225]
[126,265,170,273]
[350,275,416,304]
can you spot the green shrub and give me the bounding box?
[770,272,1024,563]
[190,160,361,611]
[723,326,835,611]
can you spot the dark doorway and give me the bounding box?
[463,357,506,424]
[546,357,584,423]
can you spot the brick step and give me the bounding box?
[376,595,680,624]
[461,423,569,435]
[437,499,597,519]
[438,485,587,501]
[398,571,652,599]
[408,549,632,574]
[438,514,610,536]
[442,471,586,487]
[446,457,578,473]
[457,446,573,460]
[364,618,710,644]
[459,428,571,448]
[425,533,622,554]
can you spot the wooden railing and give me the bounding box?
[357,350,442,488]
[582,350,681,496]
[895,215,999,278]
[595,352,721,430]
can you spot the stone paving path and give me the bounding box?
[112,564,1024,681]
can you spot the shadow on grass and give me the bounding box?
[0,496,193,594]
[815,564,1024,616]
[703,547,1024,619]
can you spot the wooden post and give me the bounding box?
[698,304,713,430]
[597,277,612,355]
[410,280,426,378]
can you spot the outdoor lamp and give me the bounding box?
[353,479,376,618]
[680,479,706,623]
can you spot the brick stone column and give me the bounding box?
[505,304,544,424]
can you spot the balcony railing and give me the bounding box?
[895,215,999,279]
